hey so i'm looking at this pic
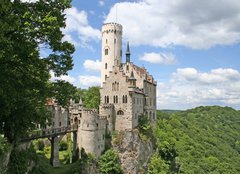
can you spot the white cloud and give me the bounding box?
[105,0,240,49]
[83,59,101,71]
[157,68,240,110]
[139,52,176,64]
[99,0,105,6]
[50,71,76,84]
[63,7,101,49]
[79,75,101,88]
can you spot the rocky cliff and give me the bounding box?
[112,129,154,174]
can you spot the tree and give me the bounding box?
[98,149,122,174]
[82,86,100,109]
[0,0,74,143]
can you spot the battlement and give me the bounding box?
[102,23,122,34]
[82,109,98,115]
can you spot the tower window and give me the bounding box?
[120,50,122,57]
[105,63,107,69]
[106,39,107,43]
[105,49,108,55]
[114,38,116,44]
[105,75,107,80]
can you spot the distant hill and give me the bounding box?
[158,109,182,114]
[149,106,240,173]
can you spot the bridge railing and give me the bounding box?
[22,125,78,141]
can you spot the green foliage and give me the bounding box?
[98,149,122,174]
[0,135,10,156]
[71,86,100,109]
[8,146,37,174]
[0,0,74,143]
[148,153,169,174]
[153,106,240,173]
[138,115,153,141]
[82,86,100,109]
[59,140,68,151]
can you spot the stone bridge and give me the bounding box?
[21,125,78,167]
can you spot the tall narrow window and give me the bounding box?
[105,75,107,80]
[105,48,108,55]
[107,96,109,103]
[105,63,107,69]
[113,96,115,103]
[114,38,116,44]
[122,95,125,103]
[116,96,118,103]
[106,39,107,43]
[125,95,128,103]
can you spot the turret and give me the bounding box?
[101,23,123,85]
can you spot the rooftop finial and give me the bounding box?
[126,41,131,63]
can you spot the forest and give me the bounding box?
[148,106,240,173]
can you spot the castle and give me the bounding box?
[49,23,157,157]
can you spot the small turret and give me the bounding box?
[126,42,131,63]
[128,71,136,88]
[79,97,83,106]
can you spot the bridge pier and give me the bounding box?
[49,135,63,167]
[72,132,77,160]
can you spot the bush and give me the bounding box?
[98,149,122,174]
[59,140,68,151]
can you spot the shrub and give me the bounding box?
[59,140,68,151]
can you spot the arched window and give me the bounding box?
[105,48,108,55]
[116,96,118,103]
[107,96,109,103]
[117,110,124,115]
[105,63,107,69]
[122,95,125,103]
[113,96,115,103]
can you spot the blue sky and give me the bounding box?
[50,0,240,110]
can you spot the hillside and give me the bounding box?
[149,106,240,173]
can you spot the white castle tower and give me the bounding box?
[101,23,123,85]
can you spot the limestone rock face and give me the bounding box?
[112,130,154,174]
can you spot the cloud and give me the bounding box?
[99,0,105,6]
[157,68,240,110]
[63,7,101,49]
[105,0,240,49]
[50,71,76,84]
[79,75,101,88]
[139,52,176,64]
[83,59,101,71]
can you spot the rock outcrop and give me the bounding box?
[112,129,154,174]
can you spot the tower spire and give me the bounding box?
[126,41,131,63]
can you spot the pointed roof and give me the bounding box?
[126,41,130,55]
[129,71,136,80]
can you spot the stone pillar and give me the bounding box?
[50,135,63,167]
[72,132,77,161]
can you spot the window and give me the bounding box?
[116,96,118,103]
[114,38,116,44]
[120,50,122,57]
[59,122,61,126]
[107,96,109,103]
[105,75,107,80]
[106,39,107,43]
[113,96,115,103]
[105,63,107,69]
[105,48,108,55]
[126,65,129,71]
[117,110,124,115]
